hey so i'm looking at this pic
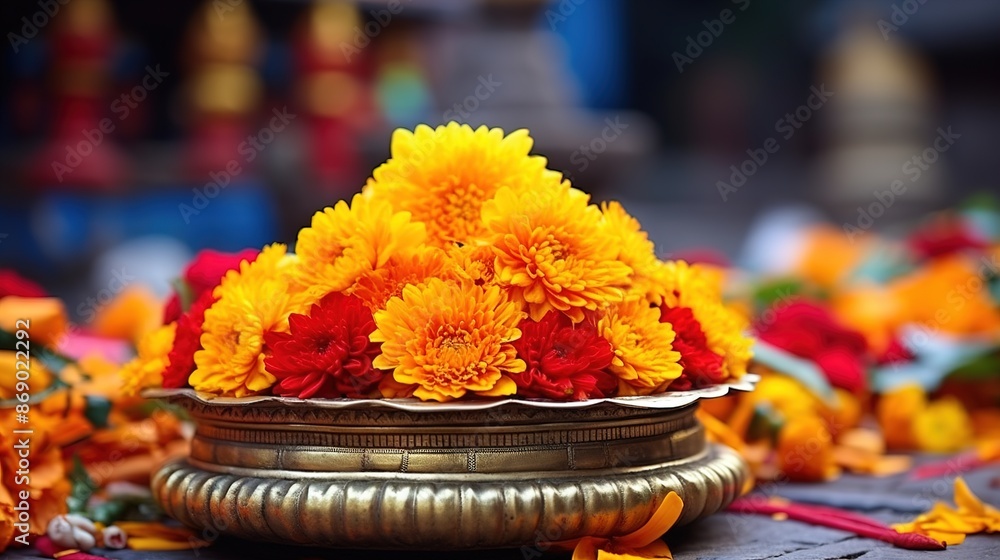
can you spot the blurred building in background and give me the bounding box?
[1,0,999,313]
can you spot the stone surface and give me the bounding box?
[9,458,1000,559]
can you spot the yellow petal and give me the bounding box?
[954,477,985,516]
[922,530,966,546]
[128,537,211,550]
[613,492,683,549]
[476,375,517,397]
[572,536,603,560]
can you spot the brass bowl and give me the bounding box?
[150,389,752,550]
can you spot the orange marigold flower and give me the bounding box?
[600,201,660,302]
[597,299,682,395]
[348,246,451,311]
[294,193,427,297]
[364,122,558,246]
[370,278,526,401]
[120,322,177,396]
[190,244,308,397]
[1,410,71,550]
[449,242,499,287]
[776,414,840,482]
[483,183,632,323]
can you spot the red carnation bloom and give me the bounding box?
[264,292,383,399]
[0,269,47,299]
[510,312,616,401]
[660,306,725,391]
[163,248,258,323]
[162,289,216,389]
[753,301,869,393]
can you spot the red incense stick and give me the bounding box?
[728,497,946,551]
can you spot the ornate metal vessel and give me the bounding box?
[149,378,755,550]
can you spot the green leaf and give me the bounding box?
[752,340,836,403]
[66,456,97,514]
[171,278,195,313]
[753,279,803,311]
[84,396,113,429]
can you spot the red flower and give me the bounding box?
[162,289,215,389]
[264,292,383,399]
[163,248,258,323]
[659,306,725,390]
[908,214,987,260]
[0,269,47,299]
[876,335,914,366]
[510,312,616,401]
[754,301,869,393]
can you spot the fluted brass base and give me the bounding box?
[154,445,746,549]
[150,393,750,549]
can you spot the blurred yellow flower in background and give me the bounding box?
[120,322,176,396]
[0,297,67,347]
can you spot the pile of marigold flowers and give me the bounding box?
[122,122,753,402]
[0,271,190,554]
[699,197,1000,483]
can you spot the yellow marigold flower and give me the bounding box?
[600,201,660,302]
[913,396,974,454]
[348,246,451,311]
[120,322,176,396]
[483,183,632,323]
[448,242,499,287]
[364,122,558,246]
[190,244,307,397]
[294,193,427,296]
[370,278,526,401]
[653,260,752,378]
[597,299,682,395]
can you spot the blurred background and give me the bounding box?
[1,0,999,318]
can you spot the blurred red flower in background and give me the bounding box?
[163,248,258,323]
[0,269,47,298]
[754,301,869,393]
